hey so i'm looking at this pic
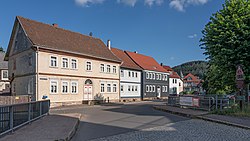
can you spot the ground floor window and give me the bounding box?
[50,80,58,94]
[107,84,111,92]
[71,81,78,94]
[113,84,117,92]
[101,83,105,93]
[62,81,69,93]
[121,85,124,92]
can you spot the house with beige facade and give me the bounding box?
[5,16,121,105]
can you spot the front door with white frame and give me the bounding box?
[84,85,92,100]
[157,86,161,98]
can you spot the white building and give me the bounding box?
[111,48,142,101]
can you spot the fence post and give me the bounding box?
[9,106,13,133]
[220,99,222,111]
[28,103,31,122]
[39,101,42,116]
[216,95,218,110]
[208,97,211,111]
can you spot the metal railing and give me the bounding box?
[0,100,50,136]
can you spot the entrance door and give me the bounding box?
[157,86,161,98]
[84,85,92,100]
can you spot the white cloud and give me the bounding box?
[75,0,105,7]
[117,0,138,7]
[144,0,164,7]
[169,0,209,12]
[188,34,197,39]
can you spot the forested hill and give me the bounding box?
[172,61,208,79]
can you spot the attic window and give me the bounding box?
[153,66,157,69]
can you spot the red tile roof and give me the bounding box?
[6,16,121,63]
[111,48,142,70]
[183,73,201,84]
[162,65,173,72]
[162,65,180,78]
[125,51,168,73]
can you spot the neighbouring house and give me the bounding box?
[0,52,10,94]
[162,65,183,95]
[125,51,169,100]
[183,73,203,94]
[5,16,122,105]
[111,47,142,101]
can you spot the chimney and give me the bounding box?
[52,23,58,28]
[89,32,93,37]
[160,63,163,66]
[107,40,111,50]
[134,51,138,54]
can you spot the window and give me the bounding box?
[107,65,111,73]
[152,86,155,92]
[62,58,69,68]
[86,61,92,71]
[71,59,77,69]
[50,80,58,94]
[62,81,69,93]
[132,72,134,77]
[156,74,159,80]
[28,79,33,94]
[146,85,149,92]
[152,73,155,79]
[107,84,111,92]
[173,79,175,83]
[2,70,8,80]
[165,75,168,81]
[113,66,117,73]
[71,81,78,94]
[100,64,105,72]
[128,86,131,92]
[135,86,138,92]
[135,72,138,78]
[50,56,57,67]
[175,79,177,84]
[121,85,124,92]
[13,59,16,70]
[132,86,134,91]
[120,70,124,77]
[101,83,105,93]
[159,74,162,80]
[128,71,131,77]
[162,86,165,92]
[179,82,181,86]
[149,85,152,92]
[146,72,149,79]
[149,73,152,79]
[113,84,117,92]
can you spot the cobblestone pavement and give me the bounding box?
[90,119,250,141]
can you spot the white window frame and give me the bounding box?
[128,71,131,77]
[62,57,69,69]
[135,72,138,78]
[120,69,124,77]
[152,73,155,79]
[159,74,162,80]
[113,66,117,74]
[1,70,8,80]
[135,86,138,92]
[113,84,117,92]
[86,61,92,71]
[146,85,149,92]
[50,80,58,94]
[100,83,105,93]
[71,59,78,69]
[128,85,131,92]
[132,72,134,77]
[153,85,155,92]
[62,81,69,94]
[107,83,111,92]
[162,86,165,92]
[132,86,134,92]
[146,72,149,79]
[50,56,58,67]
[149,73,152,79]
[100,64,105,72]
[71,81,78,94]
[107,65,111,73]
[121,85,124,92]
[149,85,152,92]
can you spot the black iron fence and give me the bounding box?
[0,100,50,136]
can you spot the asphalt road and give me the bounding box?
[51,101,189,141]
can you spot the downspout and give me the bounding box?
[35,46,39,101]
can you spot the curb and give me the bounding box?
[153,106,250,130]
[57,114,81,141]
[196,116,250,130]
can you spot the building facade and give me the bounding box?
[0,52,10,93]
[162,65,183,95]
[5,16,121,104]
[111,48,142,101]
[183,73,203,94]
[125,51,169,99]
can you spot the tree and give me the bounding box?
[0,47,4,52]
[200,0,250,94]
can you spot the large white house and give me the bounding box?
[111,48,142,101]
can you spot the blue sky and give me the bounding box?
[0,0,224,67]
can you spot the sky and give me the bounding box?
[0,0,224,67]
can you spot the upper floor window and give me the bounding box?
[165,75,168,81]
[132,72,134,77]
[128,71,131,77]
[113,66,117,73]
[50,80,58,94]
[152,73,155,79]
[149,73,152,79]
[86,61,92,71]
[175,79,177,84]
[187,77,192,81]
[71,81,78,94]
[71,59,77,69]
[120,70,124,77]
[135,72,138,78]
[107,65,111,73]
[100,64,105,72]
[173,79,175,84]
[62,58,69,68]
[159,74,162,80]
[146,72,149,79]
[50,56,58,67]
[121,85,124,92]
[1,70,8,80]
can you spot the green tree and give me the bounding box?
[200,0,250,94]
[0,47,4,52]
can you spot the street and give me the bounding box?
[51,101,250,141]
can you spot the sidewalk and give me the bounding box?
[153,105,250,130]
[0,113,81,141]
